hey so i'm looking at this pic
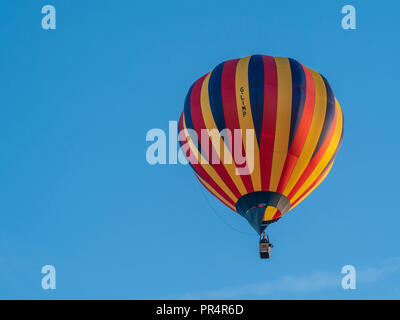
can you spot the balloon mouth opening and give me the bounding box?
[235,191,291,234]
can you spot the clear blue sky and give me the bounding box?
[1,0,399,299]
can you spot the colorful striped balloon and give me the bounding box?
[178,55,344,234]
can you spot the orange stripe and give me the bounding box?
[276,65,316,193]
[290,161,334,209]
[288,117,337,200]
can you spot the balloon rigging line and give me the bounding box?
[197,181,253,236]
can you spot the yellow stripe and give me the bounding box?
[283,69,327,196]
[182,116,238,203]
[199,73,247,195]
[291,100,343,201]
[290,161,334,210]
[235,56,261,191]
[269,57,292,191]
[195,172,236,211]
[263,206,278,221]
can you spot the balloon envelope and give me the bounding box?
[179,55,344,234]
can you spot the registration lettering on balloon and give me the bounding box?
[240,87,247,117]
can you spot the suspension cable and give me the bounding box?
[196,181,253,236]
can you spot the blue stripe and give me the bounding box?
[312,75,336,157]
[320,122,344,174]
[248,55,264,146]
[288,58,307,148]
[208,62,226,134]
[183,83,202,156]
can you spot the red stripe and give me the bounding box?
[290,161,333,208]
[288,104,338,200]
[260,55,278,191]
[178,113,236,206]
[189,71,242,200]
[276,65,315,193]
[189,75,210,160]
[196,175,237,210]
[220,59,254,194]
[178,112,199,166]
[271,209,282,220]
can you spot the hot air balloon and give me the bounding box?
[178,55,344,259]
